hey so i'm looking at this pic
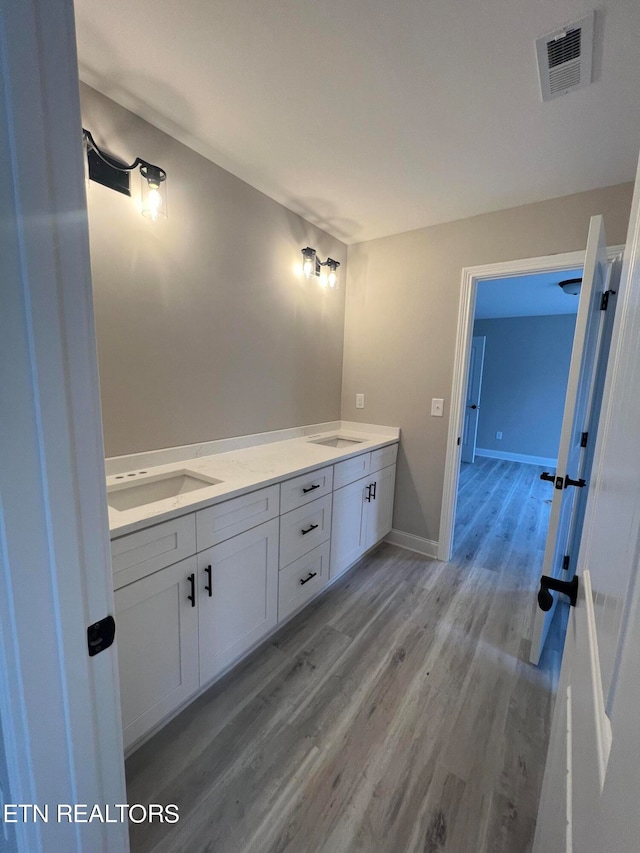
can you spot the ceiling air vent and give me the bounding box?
[536,12,594,102]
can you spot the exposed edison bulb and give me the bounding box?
[141,165,167,221]
[146,188,163,221]
[326,259,340,289]
[301,247,317,279]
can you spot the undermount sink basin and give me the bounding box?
[308,436,365,449]
[108,470,222,512]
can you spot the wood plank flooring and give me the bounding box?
[125,458,567,853]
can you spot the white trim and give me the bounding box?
[0,1,128,850]
[385,529,440,559]
[439,244,625,563]
[475,448,558,467]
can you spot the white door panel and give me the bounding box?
[461,335,485,463]
[535,150,640,852]
[531,215,609,665]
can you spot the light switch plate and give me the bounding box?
[356,393,365,409]
[431,398,444,417]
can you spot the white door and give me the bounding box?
[115,557,199,750]
[530,215,609,665]
[365,464,397,548]
[461,335,486,463]
[198,519,279,685]
[0,0,128,850]
[534,152,640,852]
[330,476,368,579]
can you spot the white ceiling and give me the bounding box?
[475,268,584,319]
[73,0,640,245]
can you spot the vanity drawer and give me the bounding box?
[371,443,398,473]
[280,465,333,514]
[279,494,332,568]
[333,452,371,489]
[196,484,280,550]
[111,514,196,590]
[278,541,330,622]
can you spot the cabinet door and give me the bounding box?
[330,475,369,580]
[114,556,199,750]
[198,518,279,686]
[364,463,396,549]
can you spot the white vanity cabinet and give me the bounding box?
[111,438,398,751]
[114,555,199,750]
[197,518,279,685]
[330,446,397,580]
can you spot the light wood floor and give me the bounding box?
[125,458,567,853]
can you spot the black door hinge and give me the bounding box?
[580,431,588,448]
[601,290,611,311]
[87,615,116,657]
[562,554,570,571]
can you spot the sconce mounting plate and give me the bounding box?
[87,149,131,197]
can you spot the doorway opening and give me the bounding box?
[454,267,582,569]
[440,236,624,663]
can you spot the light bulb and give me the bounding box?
[147,188,162,221]
[301,247,317,279]
[327,269,337,288]
[303,257,314,277]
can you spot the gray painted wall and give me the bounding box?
[342,183,633,544]
[81,84,347,458]
[473,314,577,460]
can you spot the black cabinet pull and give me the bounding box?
[299,571,317,586]
[540,471,555,483]
[365,484,372,502]
[371,481,377,500]
[187,573,196,608]
[301,523,319,535]
[302,483,321,494]
[204,565,212,597]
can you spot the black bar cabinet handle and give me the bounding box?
[365,484,372,502]
[371,481,377,500]
[302,483,321,494]
[204,565,212,597]
[564,476,586,489]
[540,472,555,482]
[301,523,319,535]
[187,573,196,608]
[299,572,317,586]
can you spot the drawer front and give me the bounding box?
[280,465,333,514]
[371,443,398,473]
[111,514,196,590]
[278,541,330,622]
[196,484,280,550]
[279,493,332,568]
[333,452,371,489]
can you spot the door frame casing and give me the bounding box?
[438,246,625,563]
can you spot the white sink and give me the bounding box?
[108,470,222,512]
[308,435,365,449]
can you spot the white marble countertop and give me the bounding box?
[107,421,399,538]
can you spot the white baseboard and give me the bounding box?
[385,529,439,559]
[475,448,558,467]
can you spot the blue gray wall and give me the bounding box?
[473,314,577,461]
[0,716,17,853]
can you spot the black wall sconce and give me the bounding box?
[301,247,340,289]
[83,129,167,221]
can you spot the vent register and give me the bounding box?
[536,12,594,101]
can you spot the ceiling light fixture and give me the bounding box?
[83,128,167,221]
[558,277,582,295]
[301,247,341,288]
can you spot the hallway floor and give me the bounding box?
[125,457,566,852]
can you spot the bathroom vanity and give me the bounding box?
[107,422,399,750]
